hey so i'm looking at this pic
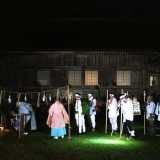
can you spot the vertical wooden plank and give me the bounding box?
[1,116,6,136]
[0,116,6,136]
[19,114,24,138]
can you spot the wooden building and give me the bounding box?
[0,50,160,106]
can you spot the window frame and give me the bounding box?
[37,70,50,86]
[68,70,82,86]
[116,70,131,86]
[85,70,98,86]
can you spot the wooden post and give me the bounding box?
[144,90,146,135]
[105,90,108,134]
[0,116,6,136]
[0,89,2,106]
[19,114,24,138]
[120,106,123,137]
[67,86,71,139]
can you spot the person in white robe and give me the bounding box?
[118,94,135,139]
[106,94,119,135]
[75,93,85,135]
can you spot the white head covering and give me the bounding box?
[88,93,92,97]
[75,93,81,98]
[120,95,125,100]
[109,94,114,97]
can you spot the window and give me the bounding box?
[117,71,130,86]
[37,71,50,86]
[85,71,98,85]
[150,76,160,86]
[68,71,81,85]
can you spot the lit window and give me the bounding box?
[150,76,160,86]
[117,71,130,86]
[37,71,50,86]
[85,71,98,85]
[68,71,81,85]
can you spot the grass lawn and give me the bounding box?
[0,110,160,160]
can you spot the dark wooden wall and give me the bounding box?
[0,51,160,102]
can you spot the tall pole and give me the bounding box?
[67,85,71,139]
[144,90,146,135]
[105,90,108,134]
[120,102,123,137]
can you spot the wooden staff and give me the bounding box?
[120,112,124,137]
[3,89,5,100]
[120,102,123,137]
[0,89,2,106]
[105,90,108,134]
[0,116,6,136]
[67,86,71,139]
[45,95,48,106]
[17,93,21,102]
[56,89,59,101]
[19,114,24,138]
[144,90,146,135]
[37,92,40,107]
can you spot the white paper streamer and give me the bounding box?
[8,95,11,103]
[24,94,27,101]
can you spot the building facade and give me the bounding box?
[0,50,160,106]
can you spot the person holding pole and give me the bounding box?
[145,95,156,135]
[105,90,108,134]
[88,93,97,132]
[74,93,86,136]
[118,93,135,140]
[106,94,119,135]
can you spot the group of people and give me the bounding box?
[107,93,160,139]
[73,92,160,140]
[10,93,160,140]
[46,93,97,139]
[74,93,97,136]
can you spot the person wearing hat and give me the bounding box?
[74,93,85,136]
[106,94,119,135]
[145,95,156,135]
[88,93,97,132]
[118,93,135,140]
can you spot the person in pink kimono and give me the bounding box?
[46,100,69,139]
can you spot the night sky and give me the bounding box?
[1,1,160,51]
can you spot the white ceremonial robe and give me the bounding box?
[108,98,119,118]
[89,97,96,129]
[108,98,119,131]
[121,98,134,121]
[75,99,85,133]
[155,102,160,121]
